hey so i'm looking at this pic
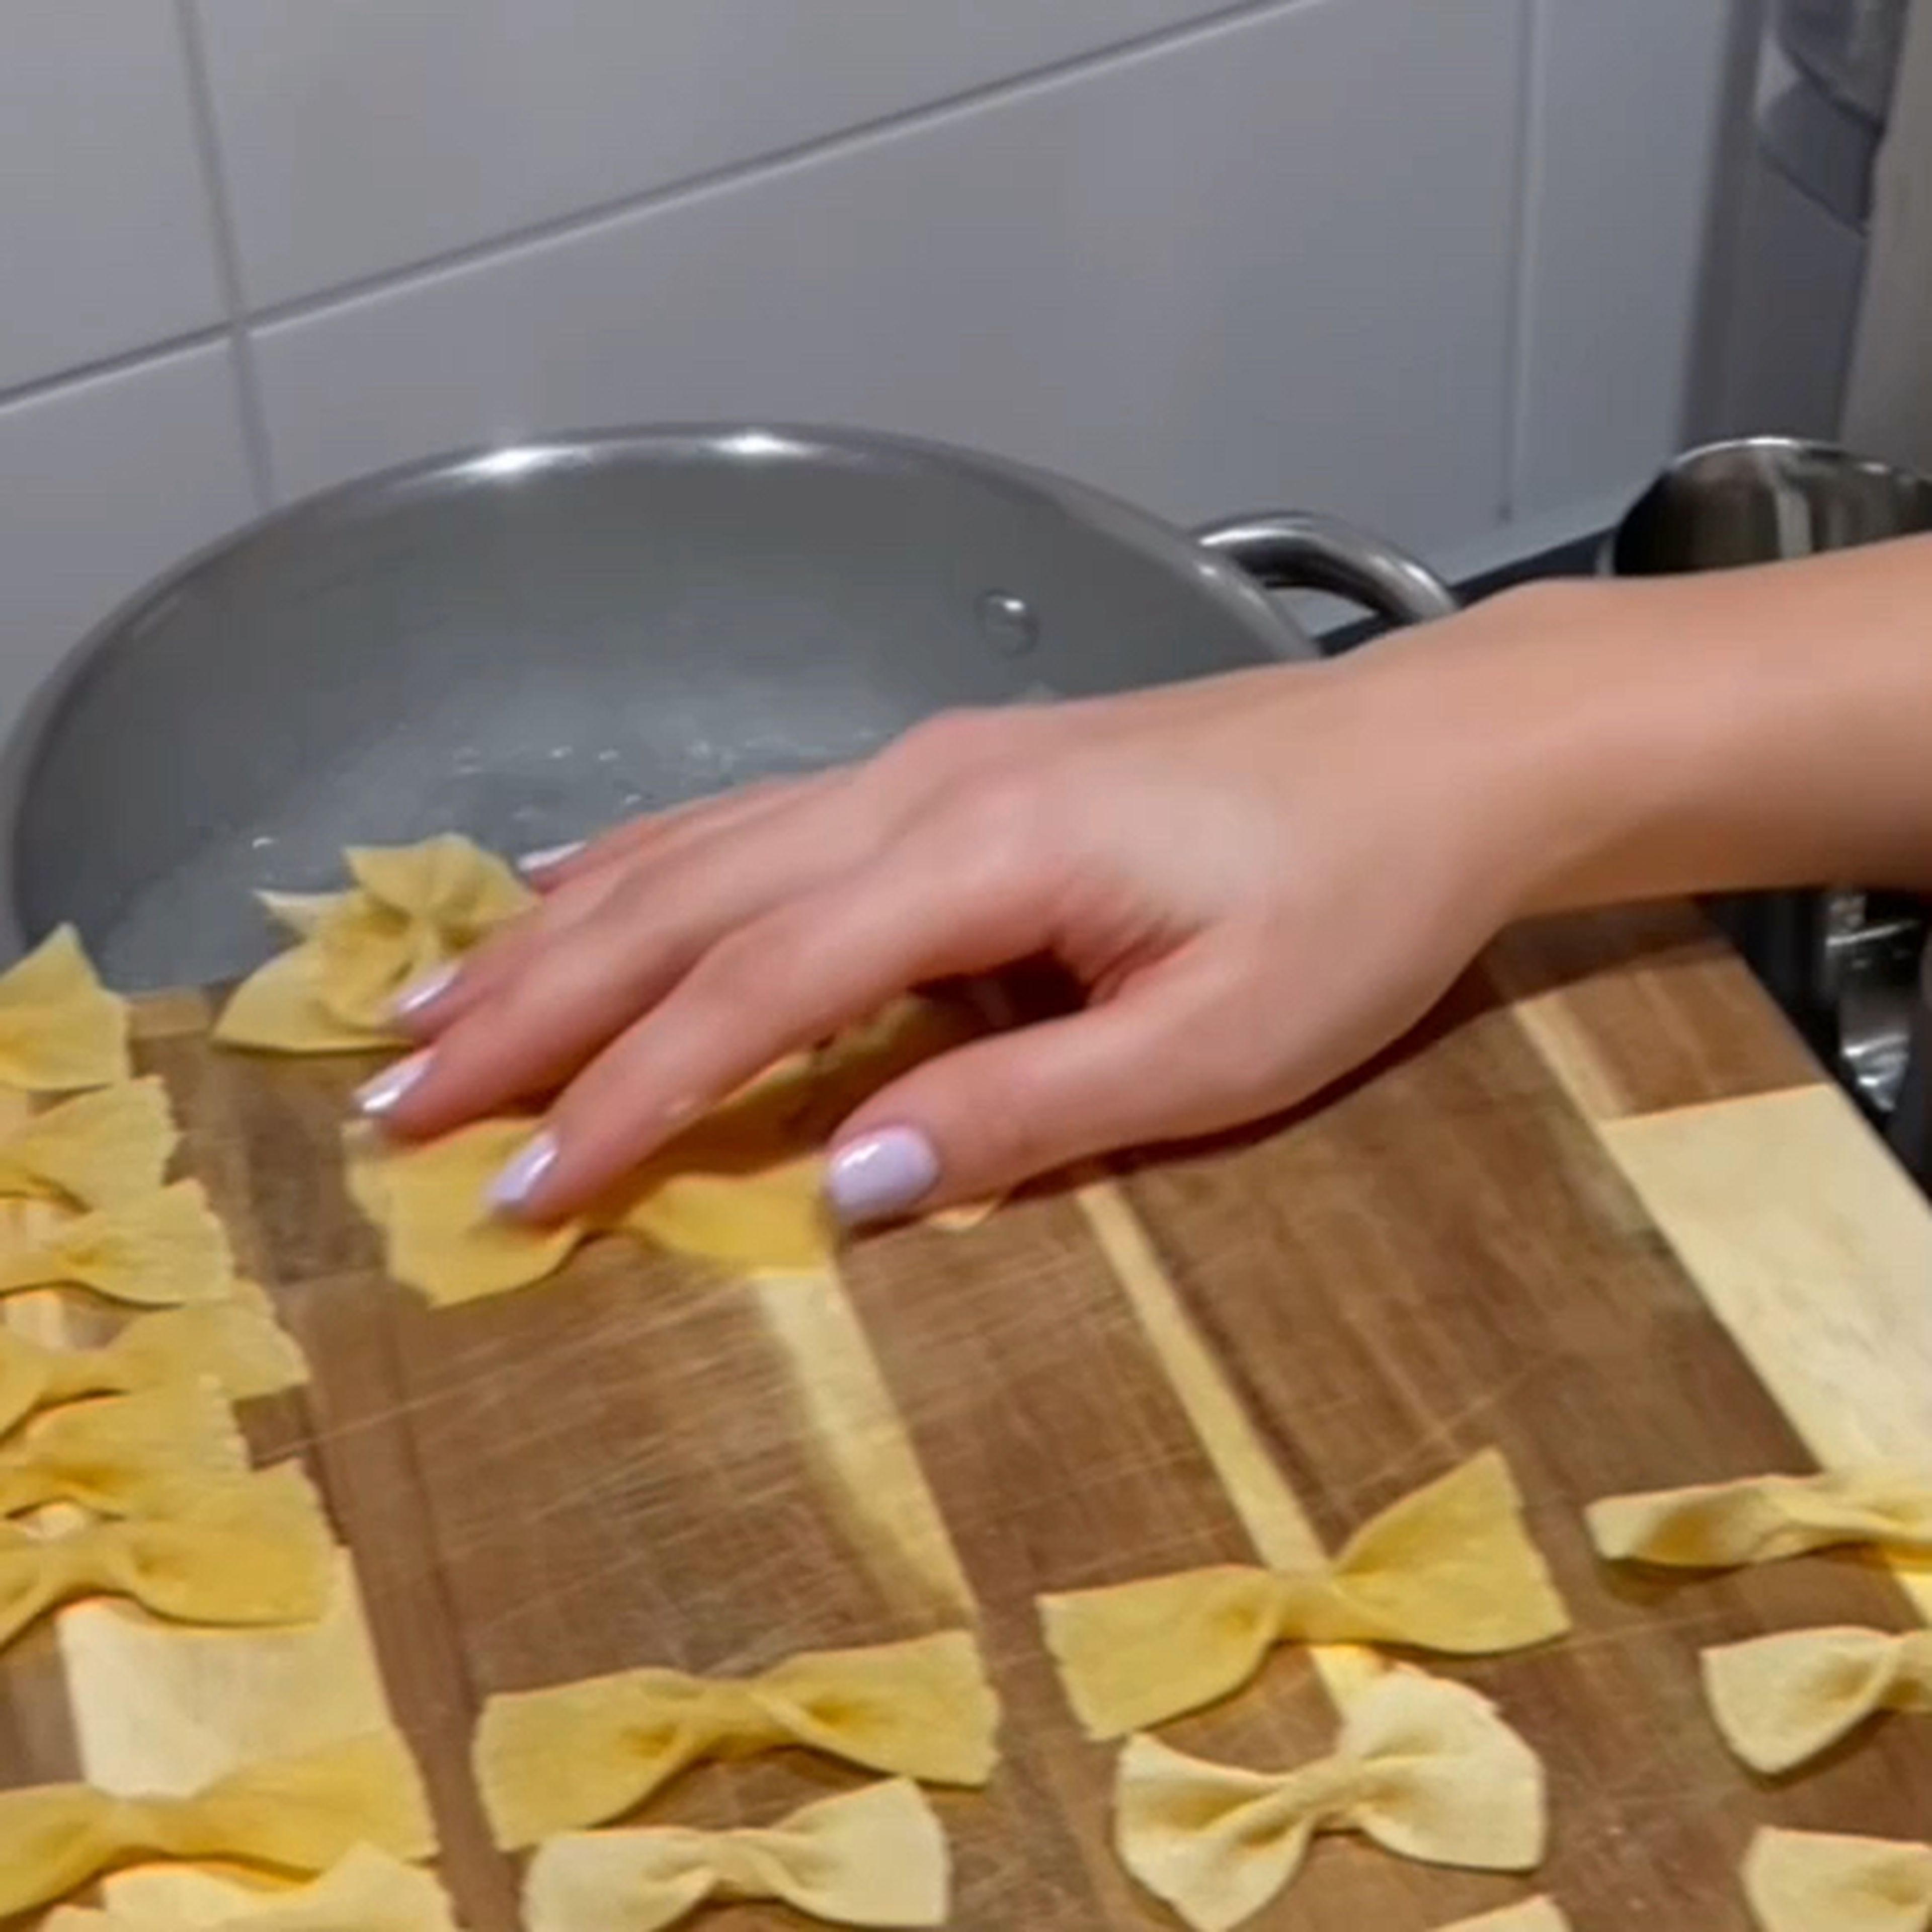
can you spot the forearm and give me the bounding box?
[1376,540,1932,914]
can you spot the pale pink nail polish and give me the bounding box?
[356,1051,431,1117]
[825,1126,940,1226]
[490,1130,560,1214]
[518,841,585,877]
[392,963,458,1020]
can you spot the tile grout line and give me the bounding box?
[239,0,1325,332]
[172,0,277,509]
[0,326,231,418]
[3,0,1323,435]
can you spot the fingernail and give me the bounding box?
[355,1051,432,1117]
[518,841,585,877]
[391,962,458,1020]
[825,1126,940,1226]
[489,1130,560,1214]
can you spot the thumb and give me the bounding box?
[824,952,1265,1222]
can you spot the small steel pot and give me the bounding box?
[1608,436,1932,575]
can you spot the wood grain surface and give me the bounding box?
[3,900,1931,1930]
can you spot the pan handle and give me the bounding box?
[1192,511,1459,626]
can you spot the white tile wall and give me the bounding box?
[1512,0,1737,513]
[0,2,227,392]
[0,345,257,742]
[194,0,1243,308]
[0,0,1750,790]
[253,0,1523,549]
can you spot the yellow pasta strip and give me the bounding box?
[475,1629,998,1847]
[522,1779,947,1932]
[216,837,532,1053]
[0,1462,333,1655]
[0,1383,247,1517]
[0,1078,175,1210]
[49,1845,459,1931]
[1114,1668,1546,1932]
[0,1731,435,1919]
[349,996,987,1302]
[0,1285,307,1437]
[0,1182,234,1308]
[0,928,130,1091]
[1040,1451,1567,1737]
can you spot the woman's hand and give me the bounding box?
[363,586,1595,1225]
[362,532,1932,1224]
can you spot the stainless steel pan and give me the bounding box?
[5,425,1454,990]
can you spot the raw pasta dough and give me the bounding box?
[345,1114,825,1299]
[522,1778,948,1932]
[0,1286,307,1436]
[0,1077,175,1209]
[1743,1825,1932,1932]
[474,1628,999,1847]
[46,1846,460,1932]
[60,1552,392,1799]
[1040,1450,1569,1736]
[1113,1667,1546,1932]
[0,1181,234,1307]
[348,995,987,1300]
[0,1382,247,1517]
[0,1461,333,1652]
[1436,1906,1572,1932]
[0,927,130,1091]
[216,837,532,1054]
[0,1730,436,1919]
[1587,1468,1932,1566]
[1703,1626,1932,1774]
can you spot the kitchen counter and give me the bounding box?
[2,897,1929,1929]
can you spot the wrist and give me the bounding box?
[1382,543,1932,917]
[1342,578,1682,920]
[1465,576,1713,914]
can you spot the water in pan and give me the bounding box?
[91,696,892,990]
[13,435,1283,991]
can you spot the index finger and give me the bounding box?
[495,810,1057,1217]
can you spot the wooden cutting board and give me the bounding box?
[5,898,1932,1931]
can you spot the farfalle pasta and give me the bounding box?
[45,1846,459,1932]
[1041,1451,1568,1736]
[1113,1668,1546,1932]
[349,995,988,1299]
[1587,1467,1932,1567]
[1704,1626,1932,1774]
[216,836,533,1053]
[1743,1826,1932,1932]
[1438,1906,1573,1932]
[0,1383,247,1518]
[0,1731,435,1918]
[0,1181,233,1308]
[345,1114,828,1298]
[522,1779,948,1932]
[474,1629,998,1847]
[0,1462,333,1654]
[0,1288,307,1437]
[0,1078,175,1210]
[0,928,130,1091]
